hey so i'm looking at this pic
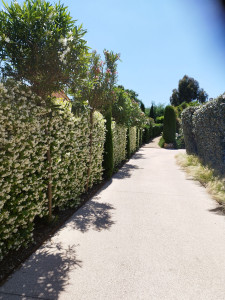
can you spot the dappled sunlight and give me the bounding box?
[68,199,115,233]
[113,163,142,179]
[0,243,81,300]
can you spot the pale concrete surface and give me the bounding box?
[1,144,225,300]
[142,135,161,148]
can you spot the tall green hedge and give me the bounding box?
[103,108,114,178]
[0,81,106,260]
[112,122,127,168]
[163,105,176,143]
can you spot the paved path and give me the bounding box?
[1,144,225,299]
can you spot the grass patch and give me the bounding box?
[158,136,165,148]
[176,153,225,205]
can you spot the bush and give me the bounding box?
[143,124,153,143]
[158,136,165,148]
[175,131,185,149]
[103,108,113,178]
[152,123,163,138]
[130,127,137,154]
[112,122,127,168]
[155,116,164,124]
[193,96,225,175]
[181,106,199,155]
[0,80,106,260]
[162,106,176,143]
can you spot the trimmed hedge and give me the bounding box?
[0,81,106,260]
[112,122,127,167]
[181,106,199,155]
[152,123,163,138]
[193,96,225,174]
[163,105,176,143]
[103,108,113,179]
[130,126,137,154]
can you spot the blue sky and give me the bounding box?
[60,0,225,107]
[13,0,225,107]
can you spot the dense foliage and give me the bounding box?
[162,106,176,144]
[0,0,148,261]
[112,122,127,167]
[0,81,106,260]
[0,0,88,98]
[170,75,208,106]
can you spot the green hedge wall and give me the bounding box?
[130,126,137,154]
[152,123,163,138]
[112,122,127,167]
[0,81,106,260]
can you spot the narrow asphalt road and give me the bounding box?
[1,144,225,300]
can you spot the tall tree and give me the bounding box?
[170,75,208,105]
[149,103,155,119]
[0,0,89,221]
[140,101,145,113]
[71,50,120,181]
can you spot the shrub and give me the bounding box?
[130,127,137,154]
[193,96,225,175]
[175,130,185,149]
[162,105,176,143]
[126,127,131,158]
[112,122,127,167]
[103,108,113,178]
[155,116,164,124]
[152,123,163,138]
[181,106,199,155]
[158,136,165,148]
[0,80,106,261]
[143,124,153,143]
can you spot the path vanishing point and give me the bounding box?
[1,137,225,299]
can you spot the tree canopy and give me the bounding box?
[0,0,89,99]
[170,75,208,106]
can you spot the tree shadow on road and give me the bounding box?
[113,163,141,179]
[68,199,115,233]
[0,242,82,300]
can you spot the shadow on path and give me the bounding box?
[69,199,115,233]
[114,163,141,179]
[208,206,225,216]
[0,243,81,300]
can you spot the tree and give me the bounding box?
[170,75,208,106]
[0,0,88,98]
[0,0,89,221]
[140,101,145,113]
[170,89,180,106]
[72,49,120,181]
[149,104,155,119]
[198,88,208,104]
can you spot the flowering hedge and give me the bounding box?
[0,81,105,260]
[112,122,127,167]
[130,126,137,154]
